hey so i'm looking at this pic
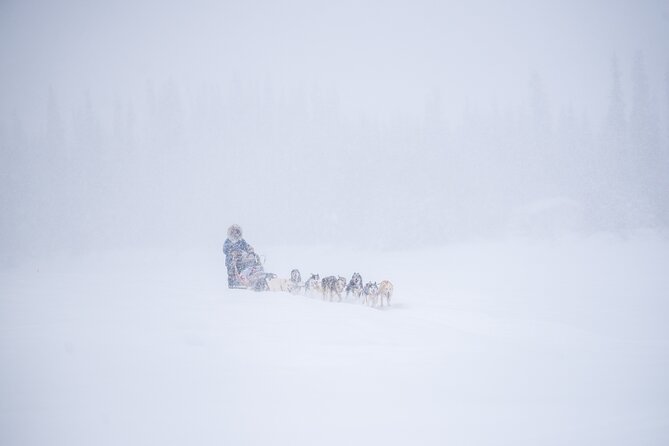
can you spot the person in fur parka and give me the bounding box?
[223,224,254,288]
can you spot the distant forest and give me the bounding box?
[1,54,668,260]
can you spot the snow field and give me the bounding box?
[1,233,669,445]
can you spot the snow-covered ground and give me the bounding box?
[2,233,669,445]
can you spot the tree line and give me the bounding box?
[1,55,668,262]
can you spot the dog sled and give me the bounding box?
[229,250,275,291]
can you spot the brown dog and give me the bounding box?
[377,280,393,307]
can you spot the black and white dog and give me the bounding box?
[345,272,364,300]
[322,276,347,302]
[288,268,303,294]
[363,281,379,306]
[304,273,321,296]
[290,269,302,284]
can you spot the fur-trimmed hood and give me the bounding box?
[227,224,243,242]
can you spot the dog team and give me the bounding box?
[267,269,394,308]
[223,225,393,307]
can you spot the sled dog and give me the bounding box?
[322,276,347,302]
[267,277,290,292]
[345,272,364,300]
[304,274,321,296]
[288,269,303,294]
[377,280,393,307]
[363,282,379,307]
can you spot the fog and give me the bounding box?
[1,0,669,259]
[3,3,669,445]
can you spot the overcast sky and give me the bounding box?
[1,0,668,125]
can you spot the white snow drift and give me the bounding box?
[1,233,669,445]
